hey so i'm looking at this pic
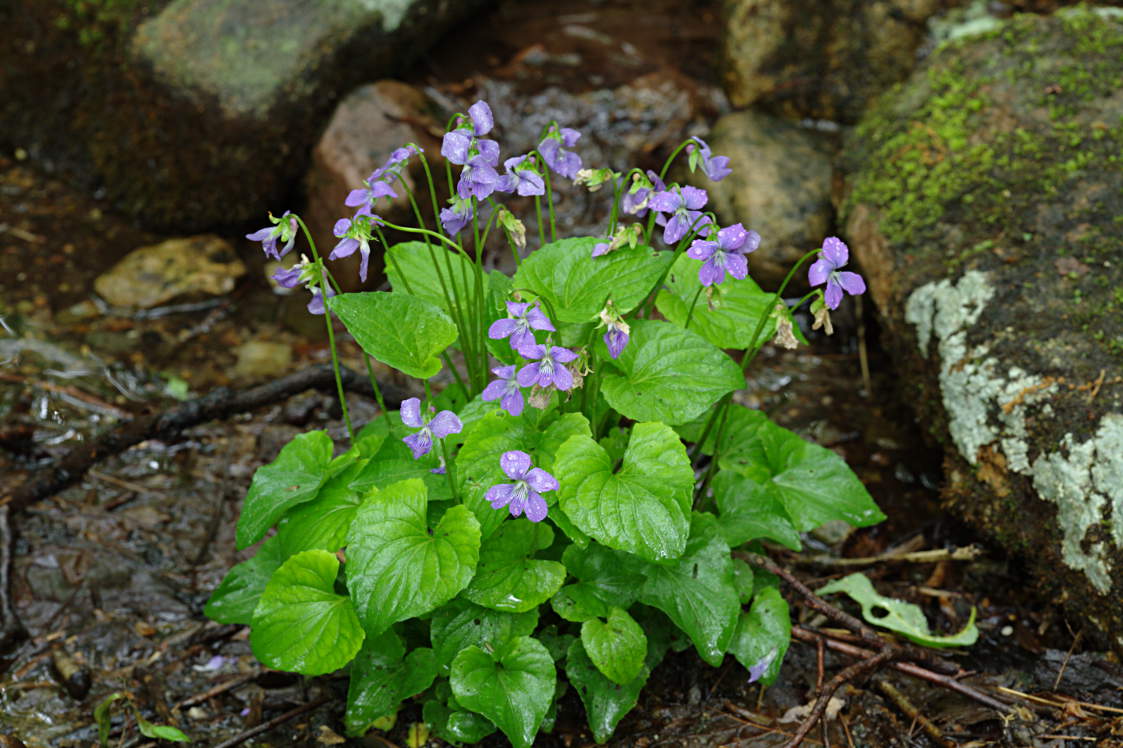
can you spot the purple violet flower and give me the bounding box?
[604,327,629,359]
[686,223,760,286]
[329,216,380,283]
[485,450,557,522]
[272,263,304,289]
[649,186,711,245]
[400,398,462,460]
[481,365,525,416]
[497,154,545,197]
[440,196,475,235]
[306,285,335,316]
[345,178,396,209]
[488,301,555,355]
[538,126,582,179]
[808,237,866,310]
[442,101,499,167]
[517,343,578,391]
[246,211,298,261]
[687,137,732,182]
[457,155,501,200]
[621,170,666,217]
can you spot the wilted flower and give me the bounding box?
[808,237,866,310]
[488,301,555,355]
[574,167,619,192]
[770,302,799,349]
[687,137,732,182]
[592,223,643,258]
[538,125,582,179]
[246,211,299,261]
[650,186,711,245]
[517,342,579,391]
[686,222,760,286]
[485,450,557,522]
[400,398,462,459]
[497,206,527,250]
[481,365,524,416]
[811,296,834,335]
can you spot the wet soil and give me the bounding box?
[2,0,1122,746]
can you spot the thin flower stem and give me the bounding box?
[362,354,394,434]
[374,223,470,391]
[638,216,710,318]
[416,149,443,228]
[658,139,693,182]
[683,286,705,328]
[606,177,623,237]
[292,215,353,442]
[542,167,558,243]
[534,194,546,249]
[739,248,821,374]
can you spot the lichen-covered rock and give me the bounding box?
[94,235,245,308]
[839,8,1123,653]
[683,110,834,289]
[0,0,486,232]
[720,0,950,123]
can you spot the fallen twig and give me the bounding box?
[792,627,1012,714]
[0,506,26,653]
[213,695,331,748]
[798,545,985,568]
[875,676,955,748]
[784,649,895,748]
[0,364,403,516]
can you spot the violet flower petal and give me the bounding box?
[400,398,423,428]
[500,450,532,480]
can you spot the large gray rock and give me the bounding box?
[721,0,949,123]
[839,8,1123,654]
[684,110,834,290]
[0,0,488,232]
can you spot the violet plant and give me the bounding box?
[208,102,883,746]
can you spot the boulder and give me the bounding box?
[94,235,245,308]
[683,110,834,289]
[0,0,488,233]
[721,0,951,123]
[304,80,444,288]
[839,8,1123,653]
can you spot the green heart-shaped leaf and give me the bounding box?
[600,320,743,425]
[236,430,334,549]
[513,237,672,323]
[462,522,566,613]
[450,637,556,748]
[555,422,693,561]
[637,514,740,665]
[655,253,778,349]
[249,549,364,675]
[581,607,647,685]
[430,599,539,673]
[346,479,480,635]
[329,291,457,379]
[728,586,791,686]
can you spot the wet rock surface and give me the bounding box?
[841,7,1123,654]
[721,0,952,123]
[0,0,488,233]
[685,110,835,289]
[93,235,245,308]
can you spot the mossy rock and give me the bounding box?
[0,0,488,233]
[840,7,1123,654]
